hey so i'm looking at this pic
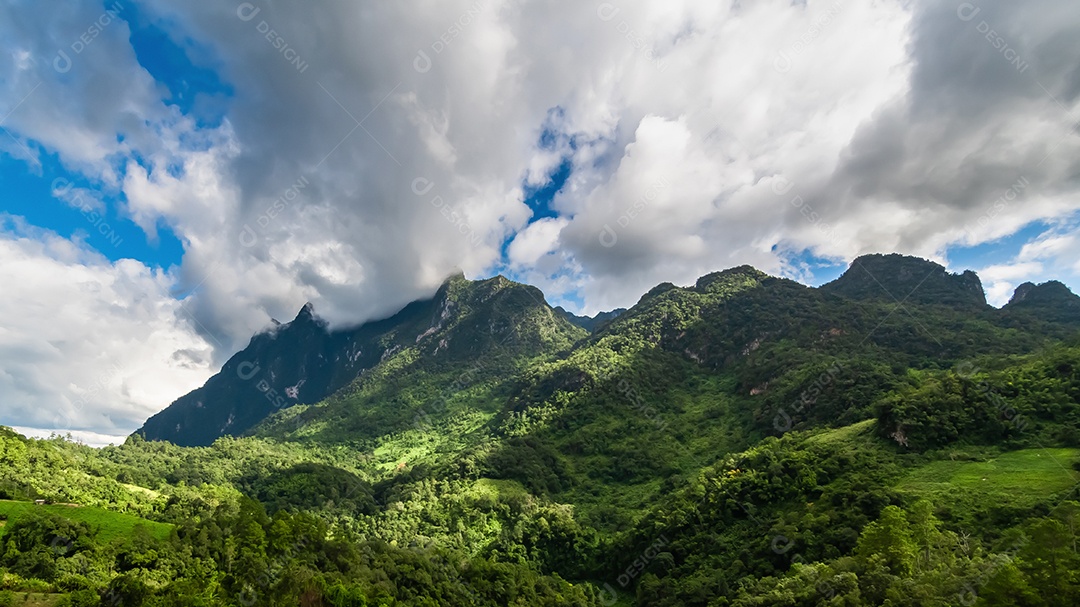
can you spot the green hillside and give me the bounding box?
[3,256,1080,606]
[0,501,172,542]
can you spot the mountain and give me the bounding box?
[138,273,584,446]
[144,255,1079,449]
[256,257,1072,515]
[554,306,627,332]
[821,253,987,307]
[1005,280,1080,322]
[253,274,588,445]
[1008,280,1077,306]
[139,289,438,447]
[9,253,1080,606]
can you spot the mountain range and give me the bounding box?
[139,253,1080,449]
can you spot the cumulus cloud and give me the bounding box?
[977,218,1080,306]
[809,1,1080,259]
[0,218,212,440]
[84,0,926,325]
[508,217,568,268]
[1,0,1079,435]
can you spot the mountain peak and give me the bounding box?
[822,254,986,307]
[638,282,678,305]
[443,268,467,285]
[694,265,768,292]
[1002,280,1080,326]
[138,272,583,446]
[1007,280,1078,306]
[290,302,327,328]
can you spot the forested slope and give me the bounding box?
[3,254,1080,606]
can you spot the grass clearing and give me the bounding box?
[897,448,1080,507]
[467,478,530,501]
[806,419,878,446]
[0,500,172,542]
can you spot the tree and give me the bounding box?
[1018,518,1080,603]
[908,500,943,573]
[1052,501,1080,553]
[856,506,916,576]
[104,574,151,607]
[976,561,1041,607]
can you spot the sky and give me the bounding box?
[1,0,1079,446]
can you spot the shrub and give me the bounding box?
[56,589,100,607]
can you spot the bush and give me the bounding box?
[56,589,100,607]
[0,590,14,607]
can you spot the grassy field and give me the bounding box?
[467,478,531,501]
[806,419,877,445]
[1,593,63,607]
[0,500,172,542]
[897,448,1080,507]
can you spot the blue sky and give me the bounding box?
[0,151,185,266]
[0,4,233,273]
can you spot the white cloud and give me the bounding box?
[1019,231,1080,273]
[977,260,1046,306]
[974,218,1080,306]
[11,426,128,448]
[508,217,567,267]
[0,218,213,437]
[980,261,1045,283]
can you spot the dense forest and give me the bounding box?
[3,254,1080,606]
